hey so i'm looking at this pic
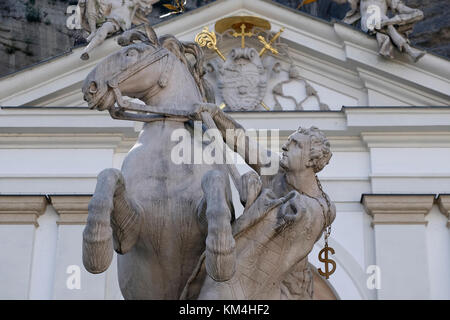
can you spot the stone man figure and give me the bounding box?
[181,107,336,299]
[334,0,425,61]
[78,0,159,60]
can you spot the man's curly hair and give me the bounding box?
[297,126,332,173]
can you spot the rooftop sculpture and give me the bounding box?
[334,0,425,62]
[77,0,159,60]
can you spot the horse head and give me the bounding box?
[82,27,170,110]
[82,26,209,112]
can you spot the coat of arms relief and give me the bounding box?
[196,16,330,112]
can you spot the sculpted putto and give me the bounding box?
[77,0,159,60]
[334,0,425,61]
[81,24,335,299]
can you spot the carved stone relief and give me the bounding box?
[217,48,267,111]
[200,21,330,112]
[272,66,329,111]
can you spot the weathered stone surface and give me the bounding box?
[81,29,232,298]
[218,47,267,111]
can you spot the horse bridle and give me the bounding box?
[103,44,243,194]
[106,46,175,115]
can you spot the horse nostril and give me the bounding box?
[89,81,98,94]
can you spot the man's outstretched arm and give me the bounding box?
[194,104,275,175]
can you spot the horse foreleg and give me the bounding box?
[83,168,141,274]
[111,179,142,255]
[200,170,236,282]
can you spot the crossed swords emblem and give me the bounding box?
[195,25,284,61]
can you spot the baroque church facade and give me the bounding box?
[0,0,449,299]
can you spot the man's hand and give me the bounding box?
[189,103,220,121]
[276,191,306,230]
[240,171,262,209]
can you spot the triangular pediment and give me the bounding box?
[0,0,449,108]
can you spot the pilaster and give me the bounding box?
[437,195,450,228]
[362,194,435,300]
[50,195,91,225]
[362,194,434,226]
[0,195,47,298]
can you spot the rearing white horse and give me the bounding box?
[81,28,236,299]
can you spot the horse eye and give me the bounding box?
[89,81,98,93]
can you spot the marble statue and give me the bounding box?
[77,0,159,60]
[81,24,335,299]
[334,0,425,61]
[181,110,336,299]
[81,26,230,299]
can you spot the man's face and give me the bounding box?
[280,133,311,173]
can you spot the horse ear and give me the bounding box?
[144,24,160,47]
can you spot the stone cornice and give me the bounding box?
[0,195,47,227]
[437,195,450,228]
[356,68,449,106]
[50,195,91,225]
[0,133,123,148]
[0,133,138,154]
[344,107,450,129]
[362,194,435,226]
[361,132,450,148]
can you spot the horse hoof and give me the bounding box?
[205,228,236,282]
[205,245,236,282]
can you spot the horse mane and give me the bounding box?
[118,28,215,103]
[159,35,215,104]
